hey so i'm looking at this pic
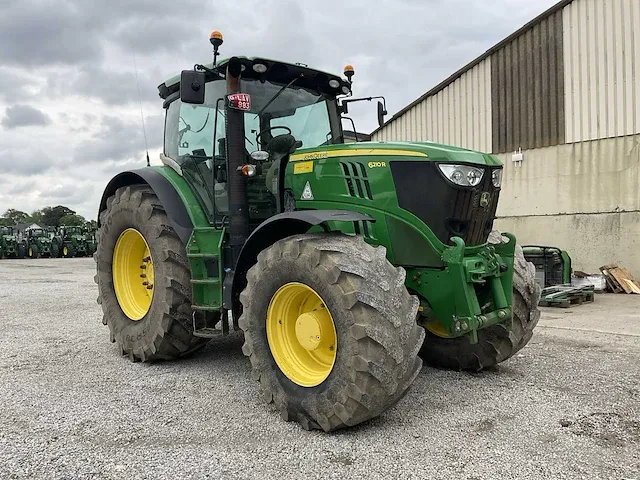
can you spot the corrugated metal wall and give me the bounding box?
[373,0,640,150]
[371,60,493,153]
[563,0,640,143]
[491,8,565,153]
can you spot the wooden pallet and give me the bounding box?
[538,284,595,308]
[600,264,640,294]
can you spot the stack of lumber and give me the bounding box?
[599,265,640,294]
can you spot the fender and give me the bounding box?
[227,209,375,315]
[97,169,193,244]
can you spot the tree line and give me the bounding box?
[0,206,97,229]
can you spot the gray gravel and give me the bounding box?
[1,258,639,480]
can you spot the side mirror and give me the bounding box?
[180,70,206,104]
[377,101,387,127]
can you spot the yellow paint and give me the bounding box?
[290,148,428,162]
[266,282,337,387]
[112,228,154,321]
[293,161,314,174]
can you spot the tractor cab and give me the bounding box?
[28,228,47,238]
[61,226,83,238]
[159,55,352,232]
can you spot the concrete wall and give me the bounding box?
[494,133,640,276]
[495,212,640,276]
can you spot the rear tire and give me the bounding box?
[419,239,541,371]
[95,184,209,362]
[239,233,425,432]
[17,244,26,259]
[51,242,60,258]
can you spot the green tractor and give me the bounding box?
[95,32,540,432]
[56,225,95,257]
[0,226,25,259]
[25,228,55,258]
[84,226,98,256]
[522,245,572,288]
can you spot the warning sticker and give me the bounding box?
[294,161,314,174]
[300,181,314,200]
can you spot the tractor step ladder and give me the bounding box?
[192,310,230,338]
[187,228,227,338]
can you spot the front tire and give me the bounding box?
[419,240,541,371]
[51,242,60,258]
[64,244,77,258]
[239,233,425,432]
[95,184,209,361]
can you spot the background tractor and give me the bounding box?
[0,226,25,259]
[25,228,55,258]
[95,32,540,432]
[55,225,95,257]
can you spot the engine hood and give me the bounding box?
[290,141,502,167]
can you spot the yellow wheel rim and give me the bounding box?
[112,228,155,321]
[28,248,32,257]
[63,246,68,256]
[267,282,337,387]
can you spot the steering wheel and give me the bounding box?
[255,126,292,146]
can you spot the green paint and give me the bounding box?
[153,166,225,308]
[561,250,572,284]
[0,226,20,258]
[57,226,95,256]
[283,149,513,343]
[522,245,572,286]
[291,141,502,167]
[107,57,519,344]
[26,228,53,256]
[152,129,512,343]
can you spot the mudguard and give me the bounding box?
[97,169,194,244]
[227,209,375,312]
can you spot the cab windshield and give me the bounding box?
[165,79,339,159]
[164,78,341,224]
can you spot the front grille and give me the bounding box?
[390,161,501,246]
[340,161,373,200]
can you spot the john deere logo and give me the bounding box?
[480,192,491,208]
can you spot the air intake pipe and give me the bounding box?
[225,57,250,265]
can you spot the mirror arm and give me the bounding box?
[339,95,387,114]
[194,63,225,79]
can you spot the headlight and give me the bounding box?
[492,169,502,188]
[437,164,484,187]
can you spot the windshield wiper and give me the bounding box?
[254,74,303,119]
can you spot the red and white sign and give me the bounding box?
[227,93,251,111]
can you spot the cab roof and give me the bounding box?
[157,56,351,101]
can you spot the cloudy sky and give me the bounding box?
[0,0,558,220]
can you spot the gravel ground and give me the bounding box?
[0,258,639,480]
